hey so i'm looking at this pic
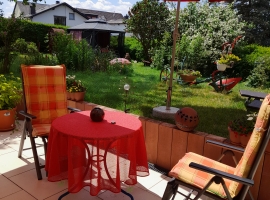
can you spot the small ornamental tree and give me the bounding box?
[125,0,170,61]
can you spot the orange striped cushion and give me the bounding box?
[32,124,51,137]
[229,94,270,196]
[21,65,68,126]
[169,152,235,198]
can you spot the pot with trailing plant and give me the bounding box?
[228,113,256,147]
[66,75,87,101]
[177,69,202,83]
[217,54,241,71]
[0,73,22,131]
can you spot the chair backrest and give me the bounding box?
[21,64,68,124]
[229,94,270,198]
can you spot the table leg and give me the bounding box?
[58,139,134,199]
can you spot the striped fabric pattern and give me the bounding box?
[21,65,68,136]
[229,94,270,196]
[169,94,270,199]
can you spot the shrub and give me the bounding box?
[124,37,143,61]
[246,56,270,88]
[12,38,39,54]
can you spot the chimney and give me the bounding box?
[56,1,60,4]
[30,5,36,15]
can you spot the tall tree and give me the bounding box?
[0,1,3,17]
[234,0,270,46]
[125,0,170,60]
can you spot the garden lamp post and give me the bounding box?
[124,83,130,113]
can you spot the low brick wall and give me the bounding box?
[69,100,270,200]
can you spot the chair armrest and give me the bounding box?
[206,140,245,153]
[189,162,254,186]
[19,111,36,119]
[67,106,81,112]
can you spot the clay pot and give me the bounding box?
[179,74,197,83]
[228,126,241,146]
[73,91,85,101]
[90,107,105,122]
[240,133,251,147]
[67,91,72,100]
[175,107,199,132]
[0,108,16,131]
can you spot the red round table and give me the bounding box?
[45,110,149,196]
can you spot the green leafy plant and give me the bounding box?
[177,69,202,77]
[0,73,22,110]
[66,75,86,92]
[217,54,241,65]
[228,113,257,135]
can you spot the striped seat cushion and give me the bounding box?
[169,152,235,198]
[169,94,270,199]
[21,65,68,136]
[229,94,270,196]
[32,124,51,137]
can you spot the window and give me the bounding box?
[54,16,66,26]
[69,13,75,20]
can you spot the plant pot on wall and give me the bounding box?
[228,126,241,146]
[73,91,85,101]
[240,133,251,147]
[0,108,16,131]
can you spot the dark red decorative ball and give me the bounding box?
[90,107,105,122]
[175,107,199,132]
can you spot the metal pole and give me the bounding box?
[166,0,181,110]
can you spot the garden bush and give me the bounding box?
[246,56,270,88]
[124,37,143,61]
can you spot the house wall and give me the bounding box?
[14,5,23,18]
[32,5,86,27]
[68,100,270,200]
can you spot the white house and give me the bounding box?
[13,1,124,28]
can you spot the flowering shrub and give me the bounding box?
[218,54,241,65]
[66,75,86,93]
[228,113,257,135]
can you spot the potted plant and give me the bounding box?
[177,69,202,82]
[228,113,256,147]
[217,54,241,71]
[0,73,22,131]
[66,75,87,101]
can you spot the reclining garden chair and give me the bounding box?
[162,94,270,200]
[18,64,79,180]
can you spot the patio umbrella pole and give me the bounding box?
[166,0,181,110]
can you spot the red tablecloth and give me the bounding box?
[45,110,149,196]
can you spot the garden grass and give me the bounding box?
[10,61,269,138]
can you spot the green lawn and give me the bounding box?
[66,62,269,138]
[10,61,269,138]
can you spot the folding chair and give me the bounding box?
[162,94,270,200]
[18,64,79,180]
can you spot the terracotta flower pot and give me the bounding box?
[240,133,251,147]
[228,126,241,146]
[0,108,16,131]
[179,74,197,83]
[73,91,85,101]
[67,91,71,100]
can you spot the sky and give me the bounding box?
[1,0,187,18]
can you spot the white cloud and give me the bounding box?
[2,1,15,18]
[64,0,132,15]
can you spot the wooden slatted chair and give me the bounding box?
[18,64,79,180]
[162,94,270,200]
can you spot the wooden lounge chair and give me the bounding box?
[162,94,270,200]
